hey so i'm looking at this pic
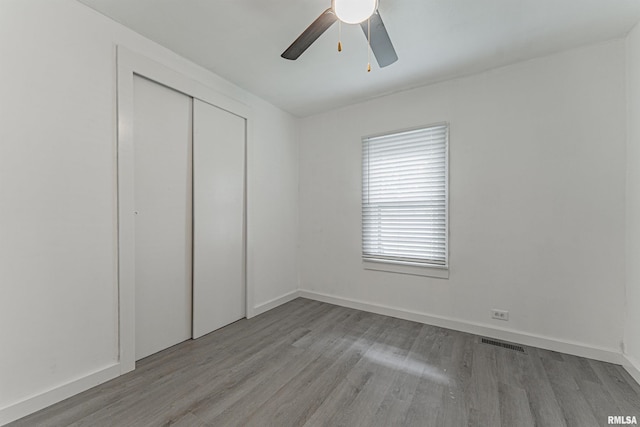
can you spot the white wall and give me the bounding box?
[625,22,640,382]
[299,40,627,358]
[247,96,300,311]
[0,0,298,422]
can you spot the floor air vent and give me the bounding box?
[481,338,526,353]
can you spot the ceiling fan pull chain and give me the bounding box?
[338,20,342,52]
[367,17,371,72]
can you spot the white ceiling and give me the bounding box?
[78,0,640,117]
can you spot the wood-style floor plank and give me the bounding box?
[8,298,640,427]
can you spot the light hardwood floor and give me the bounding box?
[10,298,640,426]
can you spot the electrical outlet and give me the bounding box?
[491,309,509,321]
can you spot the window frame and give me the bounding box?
[361,123,450,278]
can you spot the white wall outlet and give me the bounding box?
[491,309,509,321]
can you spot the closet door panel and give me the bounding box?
[193,99,246,339]
[133,76,193,360]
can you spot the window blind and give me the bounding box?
[362,124,448,267]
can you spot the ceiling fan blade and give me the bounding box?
[282,8,337,60]
[360,11,398,68]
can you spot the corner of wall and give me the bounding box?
[624,19,640,385]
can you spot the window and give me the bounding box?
[362,124,449,271]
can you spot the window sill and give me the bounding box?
[363,260,449,279]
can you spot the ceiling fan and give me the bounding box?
[281,0,398,68]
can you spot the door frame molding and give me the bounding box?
[116,46,252,374]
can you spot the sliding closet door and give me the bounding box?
[193,99,246,338]
[133,76,193,360]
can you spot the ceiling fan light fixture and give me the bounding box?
[281,0,396,68]
[332,0,377,24]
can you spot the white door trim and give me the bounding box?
[116,46,252,375]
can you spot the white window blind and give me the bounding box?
[362,124,448,267]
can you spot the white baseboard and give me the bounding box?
[623,354,640,386]
[298,290,623,365]
[251,290,301,317]
[0,363,121,426]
